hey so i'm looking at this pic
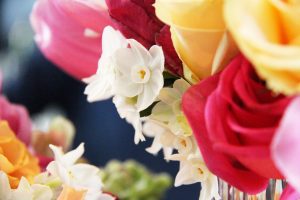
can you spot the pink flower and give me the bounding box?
[182,55,292,194]
[280,185,300,200]
[272,96,300,195]
[30,0,115,79]
[0,97,32,145]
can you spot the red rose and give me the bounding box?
[182,55,292,194]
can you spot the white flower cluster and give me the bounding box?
[84,26,165,144]
[84,26,219,200]
[143,79,220,200]
[0,144,113,200]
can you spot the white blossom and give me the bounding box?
[84,26,165,144]
[84,26,128,102]
[0,171,53,200]
[46,143,113,200]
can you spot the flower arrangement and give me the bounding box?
[0,81,170,199]
[12,0,300,199]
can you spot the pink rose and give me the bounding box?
[272,96,300,197]
[183,55,292,194]
[0,97,31,145]
[280,185,300,200]
[30,0,115,79]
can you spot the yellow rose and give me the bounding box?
[224,0,300,95]
[155,0,238,82]
[0,121,40,188]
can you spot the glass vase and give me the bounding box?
[218,179,286,200]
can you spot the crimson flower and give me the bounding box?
[183,55,292,194]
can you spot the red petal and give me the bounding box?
[105,0,163,47]
[182,77,269,193]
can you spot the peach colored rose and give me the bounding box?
[0,121,40,188]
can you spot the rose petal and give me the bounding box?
[31,0,115,79]
[182,75,269,193]
[272,96,300,193]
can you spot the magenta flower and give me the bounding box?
[280,185,300,200]
[272,96,300,196]
[30,0,115,79]
[0,97,32,145]
[182,55,293,194]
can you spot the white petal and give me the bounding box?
[115,75,143,97]
[97,193,115,200]
[158,88,181,105]
[132,114,145,144]
[199,175,220,200]
[113,48,141,75]
[70,164,102,190]
[151,102,173,122]
[86,192,115,200]
[12,178,33,200]
[149,45,165,71]
[163,148,174,160]
[136,70,163,111]
[102,26,127,57]
[31,184,53,200]
[0,172,12,199]
[146,136,163,155]
[128,39,151,65]
[174,163,196,187]
[173,79,190,95]
[84,74,114,102]
[149,69,164,93]
[136,84,156,111]
[63,143,85,166]
[49,145,64,163]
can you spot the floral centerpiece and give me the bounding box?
[22,0,300,199]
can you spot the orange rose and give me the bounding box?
[0,121,40,188]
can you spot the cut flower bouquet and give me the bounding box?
[6,0,299,199]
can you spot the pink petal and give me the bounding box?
[0,97,32,145]
[272,96,300,193]
[30,0,115,79]
[37,154,53,170]
[280,185,300,200]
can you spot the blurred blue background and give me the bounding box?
[0,0,199,199]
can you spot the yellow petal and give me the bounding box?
[269,0,300,43]
[0,154,15,173]
[155,0,238,80]
[224,0,300,95]
[155,0,225,29]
